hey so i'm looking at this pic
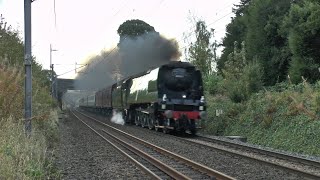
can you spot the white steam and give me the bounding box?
[111,110,125,125]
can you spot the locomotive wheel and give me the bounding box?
[122,110,127,123]
[127,110,131,123]
[141,114,147,128]
[135,112,140,126]
[148,116,154,130]
[154,124,159,132]
[163,127,169,134]
[139,113,145,128]
[190,129,197,136]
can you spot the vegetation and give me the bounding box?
[0,16,60,179]
[187,21,217,78]
[117,19,156,45]
[186,0,320,156]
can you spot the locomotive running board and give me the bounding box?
[154,126,174,130]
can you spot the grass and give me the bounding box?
[202,81,320,156]
[0,64,61,179]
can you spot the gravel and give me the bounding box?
[83,110,307,180]
[199,133,320,163]
[54,111,149,179]
[58,108,320,179]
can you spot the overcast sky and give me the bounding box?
[0,0,239,78]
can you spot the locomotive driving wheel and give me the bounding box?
[127,110,133,124]
[141,114,146,128]
[154,118,160,132]
[135,112,140,126]
[163,127,169,134]
[148,115,154,130]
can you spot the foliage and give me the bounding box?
[232,0,251,16]
[188,20,217,78]
[220,0,305,86]
[245,0,292,85]
[0,16,60,178]
[0,15,24,66]
[203,81,320,156]
[204,74,224,95]
[283,1,320,83]
[117,19,155,44]
[221,41,263,102]
[201,93,245,135]
[0,65,24,120]
[0,16,51,87]
[217,16,246,71]
[194,0,320,156]
[226,81,320,155]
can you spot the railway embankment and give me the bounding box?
[203,81,320,157]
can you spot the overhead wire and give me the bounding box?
[76,0,166,77]
[177,0,239,55]
[57,64,88,77]
[53,0,57,29]
[176,0,237,45]
[76,0,237,78]
[55,0,128,78]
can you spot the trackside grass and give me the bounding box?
[0,65,60,179]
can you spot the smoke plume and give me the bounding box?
[74,32,181,90]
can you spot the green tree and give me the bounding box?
[0,15,51,88]
[0,15,24,66]
[223,41,263,102]
[188,21,216,78]
[117,19,155,44]
[245,0,292,85]
[218,0,250,73]
[283,0,320,83]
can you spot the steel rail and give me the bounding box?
[178,136,320,180]
[76,109,235,180]
[197,136,320,168]
[70,111,162,179]
[100,129,192,180]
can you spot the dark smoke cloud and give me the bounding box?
[74,32,181,90]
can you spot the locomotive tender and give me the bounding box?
[79,61,206,134]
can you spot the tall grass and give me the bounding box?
[0,64,60,179]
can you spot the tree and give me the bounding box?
[218,17,246,73]
[0,14,24,66]
[188,21,216,78]
[233,0,251,16]
[117,19,156,44]
[245,0,292,85]
[218,0,250,74]
[283,0,320,83]
[223,41,263,102]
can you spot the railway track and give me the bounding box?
[72,109,234,180]
[179,135,320,179]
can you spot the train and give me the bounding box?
[79,61,206,134]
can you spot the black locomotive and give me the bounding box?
[79,61,206,134]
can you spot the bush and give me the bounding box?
[204,74,224,95]
[223,81,320,156]
[0,16,59,178]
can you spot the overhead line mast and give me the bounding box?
[24,0,33,136]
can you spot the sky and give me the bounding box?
[0,0,239,79]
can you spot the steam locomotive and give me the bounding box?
[79,61,206,134]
